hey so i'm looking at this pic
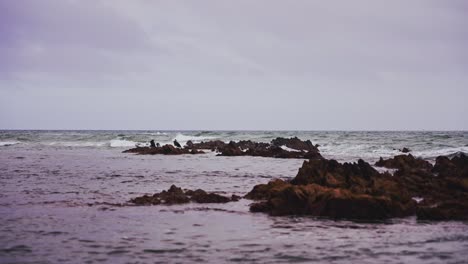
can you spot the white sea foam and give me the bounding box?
[46,141,108,147]
[412,147,468,160]
[109,139,140,148]
[280,145,301,152]
[0,141,21,146]
[172,133,217,145]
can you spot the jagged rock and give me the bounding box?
[247,158,415,219]
[217,138,322,159]
[375,154,433,171]
[123,145,205,155]
[400,147,411,153]
[271,137,318,152]
[244,179,290,200]
[433,153,468,178]
[185,140,227,151]
[130,185,238,205]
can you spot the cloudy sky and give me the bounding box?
[1,0,467,130]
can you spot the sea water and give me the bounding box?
[0,131,467,263]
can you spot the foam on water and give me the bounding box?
[172,133,218,145]
[109,139,140,148]
[0,141,21,146]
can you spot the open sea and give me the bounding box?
[1,130,468,263]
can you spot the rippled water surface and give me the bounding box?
[1,131,468,263]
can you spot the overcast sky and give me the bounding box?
[1,0,467,130]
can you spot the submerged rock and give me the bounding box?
[130,185,238,205]
[123,145,205,155]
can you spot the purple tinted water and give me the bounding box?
[1,146,468,263]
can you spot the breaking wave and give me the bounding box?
[0,141,21,146]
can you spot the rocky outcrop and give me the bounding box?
[185,140,227,151]
[271,137,318,152]
[217,137,322,159]
[375,154,433,171]
[130,185,240,205]
[250,183,415,219]
[247,154,468,221]
[123,145,205,155]
[246,158,415,220]
[432,153,468,178]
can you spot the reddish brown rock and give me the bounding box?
[250,183,416,219]
[247,158,415,219]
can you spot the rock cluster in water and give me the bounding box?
[130,185,240,205]
[245,153,468,221]
[124,137,322,159]
[124,137,468,221]
[123,144,205,155]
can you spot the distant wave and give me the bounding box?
[413,147,468,159]
[0,141,21,146]
[172,133,217,144]
[109,139,141,148]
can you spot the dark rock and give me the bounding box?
[187,140,227,151]
[375,154,433,171]
[271,137,318,152]
[247,158,415,219]
[185,140,194,149]
[130,185,237,205]
[433,153,468,178]
[244,179,290,200]
[417,201,468,221]
[217,138,322,160]
[123,145,205,155]
[249,183,416,219]
[400,147,411,153]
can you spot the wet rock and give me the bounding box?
[433,153,468,178]
[271,137,318,152]
[400,147,411,153]
[186,140,227,151]
[130,185,238,205]
[217,138,322,160]
[291,158,381,190]
[375,154,433,171]
[417,201,468,221]
[247,158,416,219]
[249,183,416,219]
[123,145,205,155]
[244,179,290,200]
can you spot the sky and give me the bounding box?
[0,0,467,130]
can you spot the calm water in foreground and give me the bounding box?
[1,131,468,263]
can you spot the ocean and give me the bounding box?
[1,130,468,263]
